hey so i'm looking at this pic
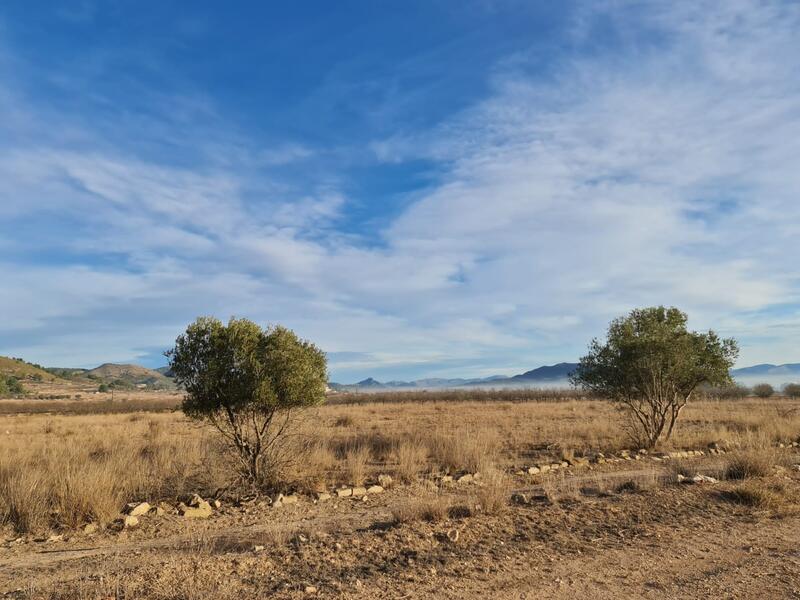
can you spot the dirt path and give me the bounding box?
[4,461,799,598]
[0,463,676,577]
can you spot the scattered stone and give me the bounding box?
[83,523,98,535]
[446,529,460,543]
[304,585,318,595]
[692,474,718,484]
[153,506,165,516]
[179,501,212,519]
[550,463,561,471]
[121,515,139,528]
[527,466,540,475]
[352,487,367,498]
[336,488,352,498]
[378,474,393,488]
[253,545,265,553]
[366,485,384,494]
[317,492,332,502]
[212,499,222,509]
[676,474,686,483]
[538,464,551,473]
[271,493,299,508]
[188,494,205,507]
[124,502,151,517]
[512,493,529,504]
[46,534,63,543]
[157,502,174,515]
[441,475,454,484]
[560,461,569,468]
[457,474,474,484]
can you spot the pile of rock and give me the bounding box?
[326,483,384,501]
[111,494,221,529]
[178,494,219,519]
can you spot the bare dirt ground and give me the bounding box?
[3,455,799,599]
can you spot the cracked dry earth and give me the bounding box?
[3,460,800,599]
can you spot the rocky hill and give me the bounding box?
[0,356,57,381]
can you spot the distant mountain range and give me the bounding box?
[2,355,799,392]
[730,363,800,377]
[331,362,800,391]
[330,362,579,391]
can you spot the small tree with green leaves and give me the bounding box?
[0,376,25,397]
[167,317,328,486]
[571,307,738,448]
[752,383,774,398]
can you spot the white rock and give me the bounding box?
[121,515,139,528]
[125,502,151,517]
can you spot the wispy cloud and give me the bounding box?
[1,1,798,378]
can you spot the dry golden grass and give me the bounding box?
[724,448,779,480]
[344,445,370,486]
[0,413,228,533]
[391,439,428,482]
[716,481,798,515]
[391,492,452,524]
[474,468,512,514]
[1,391,799,533]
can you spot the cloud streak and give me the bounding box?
[1,1,799,379]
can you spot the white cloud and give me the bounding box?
[1,0,799,375]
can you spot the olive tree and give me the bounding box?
[571,307,738,448]
[167,317,327,486]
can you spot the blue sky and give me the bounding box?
[1,1,799,382]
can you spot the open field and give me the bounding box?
[2,389,800,598]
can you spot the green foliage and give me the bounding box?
[0,376,25,397]
[571,306,738,448]
[167,317,327,485]
[752,383,774,398]
[784,383,800,399]
[97,383,109,393]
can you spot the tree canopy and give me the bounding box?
[571,306,738,447]
[167,317,327,484]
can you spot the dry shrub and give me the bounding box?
[344,445,370,486]
[475,468,511,514]
[0,467,49,533]
[724,448,779,480]
[427,427,500,474]
[391,494,451,524]
[716,482,795,513]
[286,441,336,493]
[51,462,124,529]
[334,415,354,427]
[392,439,427,482]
